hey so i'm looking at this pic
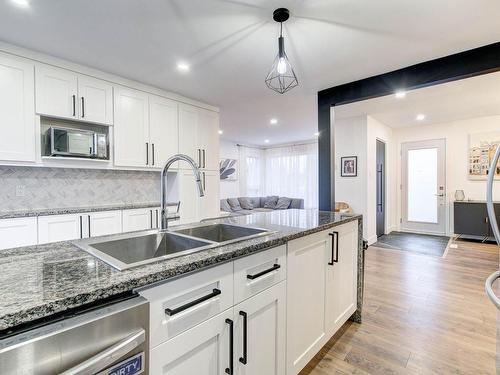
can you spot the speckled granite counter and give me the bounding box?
[0,202,180,219]
[0,209,363,332]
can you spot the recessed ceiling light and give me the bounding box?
[395,91,406,99]
[416,114,426,121]
[176,62,190,72]
[11,0,29,7]
[265,139,270,144]
[314,132,320,137]
[270,118,278,125]
[218,129,223,135]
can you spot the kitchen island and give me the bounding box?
[0,209,363,374]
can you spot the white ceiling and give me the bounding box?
[1,0,500,145]
[334,70,500,127]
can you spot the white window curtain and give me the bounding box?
[239,145,265,197]
[264,142,318,208]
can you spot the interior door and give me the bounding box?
[401,139,446,235]
[376,140,386,237]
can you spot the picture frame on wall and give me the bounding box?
[219,158,238,181]
[341,156,357,177]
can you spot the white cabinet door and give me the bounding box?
[122,208,154,233]
[113,86,149,167]
[35,64,78,119]
[150,309,234,375]
[149,95,178,167]
[78,75,113,125]
[325,221,358,335]
[38,214,83,244]
[234,282,286,375]
[198,109,219,170]
[286,231,329,375]
[0,53,36,162]
[199,170,219,220]
[87,210,122,237]
[0,217,38,250]
[178,170,200,225]
[178,103,200,167]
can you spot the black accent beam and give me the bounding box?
[317,41,500,211]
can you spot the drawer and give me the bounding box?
[139,262,234,348]
[234,245,286,304]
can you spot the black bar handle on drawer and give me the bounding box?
[225,318,234,375]
[239,311,248,365]
[328,232,339,265]
[247,264,281,280]
[164,288,221,316]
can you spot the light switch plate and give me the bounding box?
[15,185,25,197]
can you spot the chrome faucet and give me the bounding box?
[160,154,204,231]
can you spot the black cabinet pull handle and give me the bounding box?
[164,288,221,316]
[150,210,153,229]
[225,318,234,375]
[146,143,149,165]
[79,216,83,239]
[328,232,339,265]
[203,149,206,168]
[247,264,281,280]
[152,143,155,166]
[72,95,76,116]
[156,209,159,229]
[81,97,85,118]
[197,149,201,168]
[239,311,248,365]
[88,215,91,237]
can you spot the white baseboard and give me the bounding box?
[367,235,378,245]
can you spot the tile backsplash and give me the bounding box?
[0,166,161,211]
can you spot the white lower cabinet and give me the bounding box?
[122,207,160,232]
[38,213,85,244]
[234,281,286,375]
[87,211,122,237]
[179,170,219,224]
[0,217,38,250]
[286,220,358,375]
[150,308,234,375]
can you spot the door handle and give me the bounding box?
[72,95,76,117]
[79,216,83,239]
[152,143,155,166]
[164,288,221,316]
[328,232,339,265]
[146,143,149,165]
[60,330,145,375]
[435,193,445,197]
[239,311,248,365]
[150,210,153,229]
[81,97,85,118]
[225,318,234,375]
[197,149,201,168]
[203,149,206,168]
[247,264,281,280]
[88,215,91,237]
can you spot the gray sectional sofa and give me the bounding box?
[220,196,304,216]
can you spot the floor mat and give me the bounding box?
[372,231,450,257]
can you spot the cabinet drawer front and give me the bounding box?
[122,208,153,233]
[0,217,38,250]
[140,262,234,348]
[234,245,286,304]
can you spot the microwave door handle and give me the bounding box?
[92,134,98,158]
[60,329,145,375]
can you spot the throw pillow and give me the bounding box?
[227,198,242,211]
[238,197,254,210]
[275,197,292,210]
[220,199,232,212]
[263,195,279,209]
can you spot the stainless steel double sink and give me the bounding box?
[73,223,272,271]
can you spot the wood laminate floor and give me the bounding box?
[300,239,500,375]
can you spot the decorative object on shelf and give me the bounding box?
[265,8,298,94]
[340,156,357,177]
[220,158,238,180]
[468,131,500,180]
[455,190,465,201]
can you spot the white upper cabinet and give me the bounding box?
[149,95,178,167]
[0,53,36,162]
[77,75,113,125]
[35,64,78,120]
[35,64,113,125]
[179,103,219,170]
[113,86,150,167]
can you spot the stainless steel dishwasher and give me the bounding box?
[0,295,149,375]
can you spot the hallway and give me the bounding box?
[301,240,499,374]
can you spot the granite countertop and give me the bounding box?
[0,209,361,332]
[0,201,180,220]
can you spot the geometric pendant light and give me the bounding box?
[265,8,299,94]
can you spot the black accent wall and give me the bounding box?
[317,42,500,211]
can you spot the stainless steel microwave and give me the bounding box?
[47,126,108,159]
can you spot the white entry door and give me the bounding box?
[401,139,446,235]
